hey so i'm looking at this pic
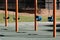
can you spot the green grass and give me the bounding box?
[0,13,60,23]
[19,16,34,22]
[56,16,60,21]
[0,13,34,23]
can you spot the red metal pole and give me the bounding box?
[53,0,56,37]
[5,0,8,27]
[34,0,38,31]
[15,0,18,32]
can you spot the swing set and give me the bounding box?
[3,0,56,37]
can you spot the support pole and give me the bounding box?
[53,0,56,37]
[5,0,8,27]
[34,0,38,31]
[15,0,18,32]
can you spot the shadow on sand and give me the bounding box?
[45,24,60,27]
[0,34,53,38]
[43,24,60,32]
[44,28,60,32]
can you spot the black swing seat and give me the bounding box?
[3,17,10,19]
[36,16,42,21]
[13,17,20,20]
[48,16,53,22]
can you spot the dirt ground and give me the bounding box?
[0,9,60,17]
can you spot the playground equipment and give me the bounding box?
[5,0,8,26]
[13,17,20,20]
[3,17,10,19]
[3,0,56,38]
[4,0,19,32]
[13,11,20,20]
[48,16,53,22]
[36,16,42,21]
[47,0,53,22]
[36,8,42,21]
[53,0,56,37]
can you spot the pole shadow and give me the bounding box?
[0,34,53,38]
[45,24,60,27]
[43,28,60,32]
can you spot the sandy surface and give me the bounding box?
[0,22,60,40]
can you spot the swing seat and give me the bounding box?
[13,17,20,20]
[36,16,42,21]
[3,17,10,19]
[48,16,53,22]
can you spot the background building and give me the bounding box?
[0,0,60,11]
